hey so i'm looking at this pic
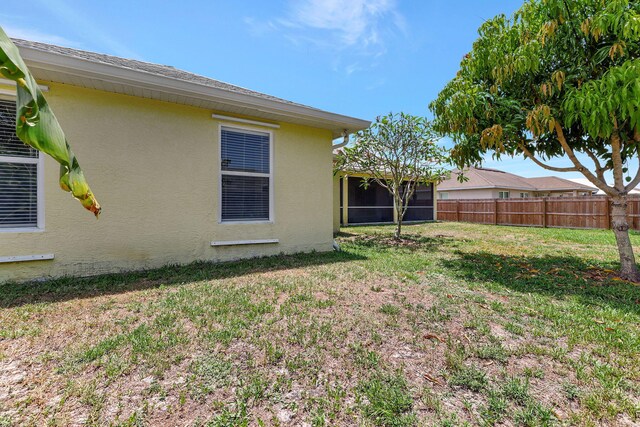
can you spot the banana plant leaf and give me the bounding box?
[0,27,101,217]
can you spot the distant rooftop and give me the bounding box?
[438,167,597,192]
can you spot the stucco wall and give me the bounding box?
[0,83,335,283]
[437,188,533,199]
[437,188,497,199]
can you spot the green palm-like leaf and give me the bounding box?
[0,27,101,217]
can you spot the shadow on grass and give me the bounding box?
[342,232,458,253]
[442,250,640,315]
[334,231,359,238]
[0,250,366,309]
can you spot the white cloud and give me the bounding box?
[2,24,79,47]
[33,0,141,59]
[246,0,406,70]
[284,0,404,51]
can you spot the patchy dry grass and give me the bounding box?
[1,222,639,426]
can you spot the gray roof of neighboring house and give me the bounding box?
[439,168,537,191]
[525,176,597,192]
[438,167,597,192]
[10,39,370,136]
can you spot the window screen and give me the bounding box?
[347,179,393,224]
[405,183,434,221]
[0,100,40,229]
[220,127,271,222]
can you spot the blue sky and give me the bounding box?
[1,0,622,181]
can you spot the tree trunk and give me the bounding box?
[394,195,402,239]
[395,220,402,240]
[610,196,640,282]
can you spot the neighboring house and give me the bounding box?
[0,39,369,283]
[332,172,435,231]
[568,178,640,195]
[437,167,597,200]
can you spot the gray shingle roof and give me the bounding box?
[439,167,597,192]
[526,176,597,191]
[439,167,537,191]
[12,38,322,112]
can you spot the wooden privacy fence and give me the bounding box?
[437,196,640,230]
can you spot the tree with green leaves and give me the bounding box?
[0,27,100,217]
[335,113,449,239]
[430,0,640,281]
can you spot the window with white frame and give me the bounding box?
[220,126,272,222]
[520,192,529,198]
[498,191,510,199]
[0,99,42,230]
[439,192,449,200]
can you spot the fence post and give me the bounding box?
[494,199,498,225]
[455,200,460,222]
[605,198,611,229]
[542,198,547,228]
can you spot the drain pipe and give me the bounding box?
[332,129,350,150]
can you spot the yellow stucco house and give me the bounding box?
[0,39,369,283]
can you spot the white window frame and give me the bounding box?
[520,192,529,198]
[0,95,45,233]
[439,192,449,200]
[217,123,274,224]
[498,191,510,199]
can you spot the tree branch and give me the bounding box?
[554,122,617,195]
[583,148,607,183]
[518,142,578,172]
[624,150,640,193]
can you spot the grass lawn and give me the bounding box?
[1,222,639,426]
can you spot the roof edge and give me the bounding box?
[17,43,370,136]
